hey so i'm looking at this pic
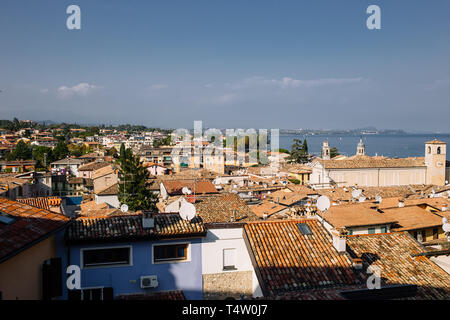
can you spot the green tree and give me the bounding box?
[330,147,339,158]
[7,140,32,160]
[288,138,308,164]
[302,139,308,154]
[32,146,54,169]
[116,146,157,211]
[278,148,290,154]
[107,147,118,157]
[53,141,69,160]
[119,143,126,160]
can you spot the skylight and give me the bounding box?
[297,223,313,235]
[0,212,16,225]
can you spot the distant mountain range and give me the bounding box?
[279,127,408,135]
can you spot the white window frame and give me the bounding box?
[81,245,133,269]
[152,242,191,264]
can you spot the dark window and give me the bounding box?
[154,244,188,262]
[42,258,62,300]
[82,247,131,268]
[428,146,431,154]
[414,231,418,240]
[421,230,426,241]
[297,223,313,235]
[368,228,376,234]
[433,228,439,240]
[380,226,387,233]
[437,147,441,154]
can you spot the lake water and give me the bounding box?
[278,134,450,160]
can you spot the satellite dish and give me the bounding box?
[120,204,129,213]
[179,202,196,221]
[375,195,382,203]
[182,187,189,195]
[443,217,448,224]
[317,196,331,212]
[358,196,366,203]
[443,223,450,233]
[351,189,360,199]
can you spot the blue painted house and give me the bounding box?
[58,213,206,300]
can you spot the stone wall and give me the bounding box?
[202,271,253,300]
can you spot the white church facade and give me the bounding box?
[310,139,447,189]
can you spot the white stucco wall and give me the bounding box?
[202,227,263,298]
[95,194,120,208]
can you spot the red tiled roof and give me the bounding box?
[0,197,70,262]
[67,214,206,243]
[17,196,62,211]
[162,180,218,195]
[346,232,450,299]
[244,219,360,297]
[194,193,259,223]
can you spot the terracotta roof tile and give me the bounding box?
[346,233,450,299]
[162,179,218,196]
[0,197,69,262]
[194,193,259,223]
[244,219,360,297]
[317,156,426,169]
[16,197,62,211]
[67,213,206,243]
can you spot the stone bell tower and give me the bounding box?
[425,140,446,186]
[322,141,331,160]
[356,138,365,156]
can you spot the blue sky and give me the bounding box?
[1,0,450,131]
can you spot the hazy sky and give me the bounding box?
[1,0,450,131]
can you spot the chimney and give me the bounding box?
[142,212,155,229]
[352,258,363,270]
[331,229,346,253]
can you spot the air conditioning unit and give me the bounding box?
[140,275,158,289]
